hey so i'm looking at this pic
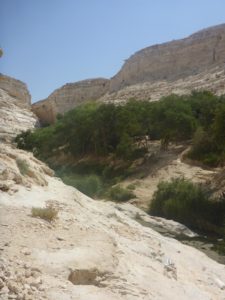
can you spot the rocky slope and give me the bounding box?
[32,78,109,124]
[0,74,37,143]
[100,66,225,104]
[32,24,225,124]
[1,74,225,299]
[1,144,225,300]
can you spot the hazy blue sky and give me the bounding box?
[1,0,225,102]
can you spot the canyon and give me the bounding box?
[1,87,225,298]
[32,24,225,124]
[1,24,225,299]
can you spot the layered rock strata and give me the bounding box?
[0,74,31,106]
[0,74,37,143]
[110,24,225,92]
[32,78,109,124]
[33,24,225,124]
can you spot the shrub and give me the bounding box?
[61,174,103,198]
[149,178,225,234]
[31,205,58,222]
[108,185,135,202]
[127,183,136,190]
[16,159,30,175]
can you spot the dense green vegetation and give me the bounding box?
[149,178,225,235]
[107,185,135,202]
[55,161,136,199]
[15,91,225,208]
[15,91,225,167]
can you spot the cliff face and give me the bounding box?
[109,24,225,92]
[32,78,109,124]
[0,74,37,143]
[32,24,225,124]
[100,66,225,104]
[0,74,31,106]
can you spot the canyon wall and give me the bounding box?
[33,24,225,124]
[0,74,37,143]
[109,24,225,92]
[32,78,109,124]
[0,73,31,106]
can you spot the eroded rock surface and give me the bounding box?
[0,154,225,299]
[0,74,37,143]
[0,74,31,106]
[110,24,225,92]
[100,66,225,104]
[32,78,109,124]
[33,24,225,125]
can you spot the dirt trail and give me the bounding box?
[125,143,216,209]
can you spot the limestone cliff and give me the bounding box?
[0,74,37,143]
[110,24,225,92]
[32,78,109,124]
[0,73,31,106]
[32,23,225,124]
[100,66,225,104]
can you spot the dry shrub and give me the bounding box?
[31,205,58,222]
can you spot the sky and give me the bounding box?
[1,0,225,103]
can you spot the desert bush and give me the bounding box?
[61,174,103,198]
[149,178,225,234]
[31,205,58,222]
[127,183,136,190]
[107,185,135,202]
[16,159,30,175]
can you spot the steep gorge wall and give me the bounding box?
[32,24,225,124]
[0,73,31,106]
[109,24,225,92]
[0,74,37,142]
[32,78,109,124]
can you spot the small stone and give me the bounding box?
[8,294,17,299]
[0,278,4,289]
[4,270,11,277]
[31,267,41,273]
[21,249,31,256]
[23,283,30,290]
[30,277,42,288]
[0,285,9,294]
[27,289,32,295]
[16,294,24,300]
[16,275,25,284]
[25,270,31,278]
[38,285,45,291]
[31,286,37,291]
[16,260,23,266]
[23,263,31,270]
[0,263,6,271]
[7,281,20,294]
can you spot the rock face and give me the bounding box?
[32,78,109,124]
[32,24,225,124]
[109,24,225,92]
[100,66,225,104]
[0,148,225,299]
[0,73,31,106]
[0,74,37,143]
